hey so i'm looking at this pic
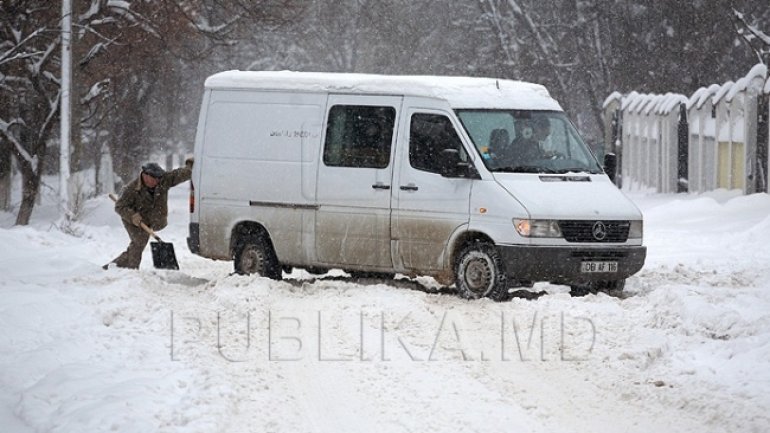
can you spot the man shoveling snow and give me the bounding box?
[104,158,193,269]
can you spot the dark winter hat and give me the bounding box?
[141,162,166,178]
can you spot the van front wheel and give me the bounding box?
[233,234,282,280]
[455,241,508,301]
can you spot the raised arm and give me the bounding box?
[164,158,194,188]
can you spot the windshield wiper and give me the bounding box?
[496,166,557,174]
[553,167,593,174]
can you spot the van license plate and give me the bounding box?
[580,261,618,273]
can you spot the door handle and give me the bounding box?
[400,184,419,191]
[372,183,391,190]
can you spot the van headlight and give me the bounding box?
[513,219,563,238]
[628,220,643,239]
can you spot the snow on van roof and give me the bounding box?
[205,70,563,111]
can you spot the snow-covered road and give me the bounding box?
[1,189,769,433]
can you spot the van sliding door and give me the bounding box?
[314,95,402,268]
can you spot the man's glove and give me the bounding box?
[131,213,143,227]
[185,157,194,168]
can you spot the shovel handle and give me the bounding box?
[139,222,162,242]
[108,193,163,242]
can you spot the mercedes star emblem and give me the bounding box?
[592,221,608,241]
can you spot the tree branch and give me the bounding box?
[0,118,36,168]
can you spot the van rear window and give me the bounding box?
[323,105,396,169]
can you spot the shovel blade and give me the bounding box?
[150,241,179,270]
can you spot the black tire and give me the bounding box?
[454,241,509,301]
[233,233,282,280]
[570,279,625,297]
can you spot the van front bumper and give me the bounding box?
[497,245,646,284]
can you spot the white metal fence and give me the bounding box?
[603,64,769,194]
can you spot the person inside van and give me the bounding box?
[533,116,551,146]
[488,128,510,157]
[496,118,541,169]
[532,115,556,158]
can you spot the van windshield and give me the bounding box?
[456,110,603,174]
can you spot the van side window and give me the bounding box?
[409,113,467,174]
[323,105,396,168]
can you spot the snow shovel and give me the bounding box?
[109,194,180,270]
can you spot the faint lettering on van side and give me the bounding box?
[269,130,319,139]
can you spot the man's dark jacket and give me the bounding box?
[115,162,191,230]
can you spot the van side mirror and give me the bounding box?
[440,148,480,179]
[604,152,617,184]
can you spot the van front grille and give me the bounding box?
[558,220,630,243]
[570,250,628,259]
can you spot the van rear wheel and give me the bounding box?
[234,234,282,280]
[454,241,509,301]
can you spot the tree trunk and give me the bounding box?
[0,138,11,211]
[94,138,102,195]
[70,0,87,173]
[14,160,41,226]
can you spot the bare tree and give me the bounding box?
[474,0,767,141]
[0,94,11,210]
[733,9,770,64]
[0,0,276,225]
[79,0,301,181]
[4,0,768,226]
[0,2,64,225]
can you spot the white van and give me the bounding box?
[188,71,645,300]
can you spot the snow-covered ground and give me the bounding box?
[1,185,769,433]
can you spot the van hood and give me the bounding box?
[494,173,642,220]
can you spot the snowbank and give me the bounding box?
[1,189,769,432]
